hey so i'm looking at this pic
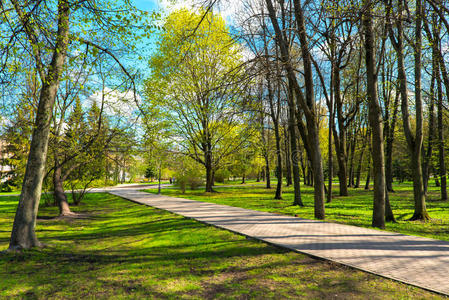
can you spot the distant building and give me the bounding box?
[0,140,13,183]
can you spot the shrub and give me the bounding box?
[175,169,204,192]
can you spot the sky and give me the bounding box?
[86,0,245,117]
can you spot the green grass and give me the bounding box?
[0,191,20,196]
[148,181,449,241]
[0,193,444,299]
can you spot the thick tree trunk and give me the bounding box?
[9,0,70,250]
[363,0,385,228]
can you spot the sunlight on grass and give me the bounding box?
[148,181,449,241]
[0,193,444,298]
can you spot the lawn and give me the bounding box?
[0,193,444,299]
[147,181,449,242]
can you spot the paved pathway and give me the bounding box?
[109,188,449,296]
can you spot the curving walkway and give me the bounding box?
[108,187,449,296]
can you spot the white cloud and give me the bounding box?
[157,0,244,24]
[86,87,141,119]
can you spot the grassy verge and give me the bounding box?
[0,193,443,299]
[147,182,449,241]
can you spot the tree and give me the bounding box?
[1,0,153,250]
[363,0,386,228]
[145,9,253,193]
[265,0,325,218]
[387,0,429,220]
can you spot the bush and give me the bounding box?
[188,176,203,190]
[175,169,204,193]
[214,169,229,183]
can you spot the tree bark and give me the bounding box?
[293,0,325,218]
[396,0,429,220]
[284,125,293,186]
[437,66,447,200]
[348,130,357,188]
[266,0,324,217]
[354,131,367,188]
[423,66,436,194]
[158,166,162,195]
[385,91,400,192]
[205,141,214,193]
[327,93,334,203]
[363,0,385,228]
[9,0,70,250]
[332,70,349,196]
[53,163,72,216]
[288,82,303,206]
[274,124,283,199]
[424,13,448,200]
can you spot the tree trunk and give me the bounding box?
[363,0,385,228]
[274,124,283,199]
[348,132,357,187]
[422,7,448,201]
[355,128,369,189]
[393,0,429,221]
[332,67,349,196]
[437,68,447,200]
[158,166,162,195]
[385,186,396,222]
[9,0,70,250]
[429,17,448,200]
[288,81,303,206]
[205,144,214,193]
[53,164,72,216]
[327,97,334,203]
[293,0,325,219]
[423,68,436,194]
[284,125,293,186]
[385,91,400,192]
[354,140,366,188]
[265,158,271,188]
[365,167,371,190]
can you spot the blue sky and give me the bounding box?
[132,0,160,12]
